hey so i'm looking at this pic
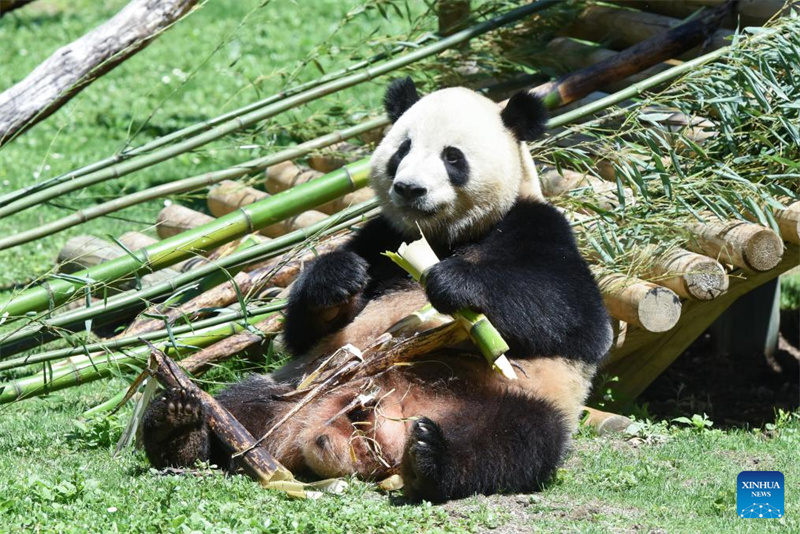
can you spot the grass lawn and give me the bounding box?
[1,1,798,532]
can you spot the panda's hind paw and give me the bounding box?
[402,417,450,503]
[143,388,205,443]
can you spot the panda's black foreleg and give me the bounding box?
[401,392,569,503]
[284,249,371,355]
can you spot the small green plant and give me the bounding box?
[67,413,126,449]
[671,413,714,432]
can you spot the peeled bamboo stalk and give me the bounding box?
[686,220,784,272]
[777,202,800,245]
[146,341,293,484]
[0,0,557,220]
[599,274,682,332]
[266,162,375,215]
[564,5,733,55]
[648,248,729,300]
[156,204,215,239]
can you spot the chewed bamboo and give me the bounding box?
[0,0,558,220]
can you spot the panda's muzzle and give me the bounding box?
[393,181,427,202]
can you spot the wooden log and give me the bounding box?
[542,37,679,93]
[582,406,633,435]
[599,244,800,406]
[207,180,268,217]
[686,220,784,272]
[563,5,733,57]
[156,204,214,239]
[145,341,293,484]
[538,165,634,211]
[606,0,789,29]
[777,201,800,245]
[307,142,366,173]
[119,231,157,251]
[265,161,375,215]
[0,0,198,145]
[599,274,682,332]
[58,235,124,274]
[534,2,730,108]
[648,248,729,300]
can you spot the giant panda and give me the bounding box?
[141,78,612,503]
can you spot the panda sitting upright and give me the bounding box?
[141,78,612,503]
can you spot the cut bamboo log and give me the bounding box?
[307,142,367,173]
[146,341,293,484]
[207,180,329,237]
[58,235,124,274]
[582,406,633,435]
[119,231,157,251]
[564,5,733,57]
[686,220,784,272]
[599,244,800,406]
[156,204,214,239]
[606,0,790,29]
[648,248,729,300]
[542,37,679,93]
[777,202,800,245]
[538,165,634,211]
[599,274,682,332]
[265,161,375,215]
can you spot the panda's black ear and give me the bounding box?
[384,77,420,123]
[500,90,548,141]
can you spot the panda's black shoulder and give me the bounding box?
[496,198,580,251]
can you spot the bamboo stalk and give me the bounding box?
[599,274,682,332]
[648,248,729,300]
[0,160,371,318]
[0,0,558,220]
[0,200,378,357]
[686,220,784,272]
[145,341,294,484]
[0,302,286,372]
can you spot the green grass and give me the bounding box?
[0,380,797,532]
[780,272,800,310]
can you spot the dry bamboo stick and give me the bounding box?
[606,0,790,29]
[599,274,682,332]
[542,37,679,93]
[685,220,784,272]
[156,204,214,239]
[647,247,729,300]
[777,201,800,245]
[265,162,375,215]
[564,5,733,57]
[145,341,293,484]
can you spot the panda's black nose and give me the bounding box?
[393,181,427,201]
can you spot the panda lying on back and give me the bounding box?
[142,78,612,503]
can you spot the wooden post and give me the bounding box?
[686,220,784,272]
[599,274,682,332]
[648,248,729,300]
[156,204,214,239]
[710,278,780,359]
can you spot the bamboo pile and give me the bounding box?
[0,0,797,421]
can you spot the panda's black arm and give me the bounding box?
[283,216,407,356]
[424,200,611,363]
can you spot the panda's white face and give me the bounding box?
[371,87,538,244]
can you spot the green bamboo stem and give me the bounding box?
[0,199,378,356]
[0,35,435,208]
[0,309,277,405]
[0,0,557,221]
[0,301,286,372]
[0,116,389,250]
[0,160,371,318]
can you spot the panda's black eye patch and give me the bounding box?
[442,146,469,186]
[386,138,411,179]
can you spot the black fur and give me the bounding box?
[386,138,411,180]
[384,77,420,123]
[441,146,469,186]
[500,90,548,142]
[402,392,569,503]
[287,199,610,363]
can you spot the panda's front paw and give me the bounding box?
[401,417,450,503]
[293,250,370,309]
[142,388,210,469]
[423,258,480,315]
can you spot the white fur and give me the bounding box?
[370,87,544,244]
